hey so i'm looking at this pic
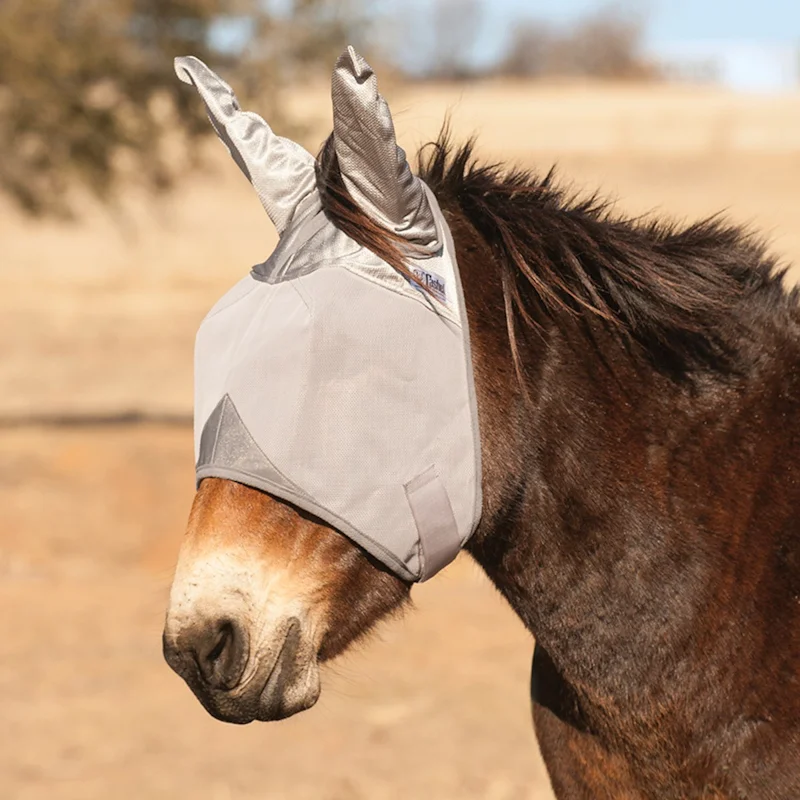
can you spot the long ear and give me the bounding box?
[331,47,439,253]
[175,56,317,235]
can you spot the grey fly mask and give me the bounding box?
[177,47,481,582]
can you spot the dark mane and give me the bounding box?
[317,130,795,380]
[316,135,418,286]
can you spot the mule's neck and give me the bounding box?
[450,206,781,703]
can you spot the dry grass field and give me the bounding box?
[2,80,800,799]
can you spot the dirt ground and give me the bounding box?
[0,425,546,800]
[2,80,800,799]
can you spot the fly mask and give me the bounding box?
[176,47,482,581]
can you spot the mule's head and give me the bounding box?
[163,478,410,722]
[162,49,480,722]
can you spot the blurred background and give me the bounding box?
[1,1,799,798]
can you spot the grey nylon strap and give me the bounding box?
[404,466,461,581]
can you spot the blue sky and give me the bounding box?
[473,0,800,44]
[393,0,800,65]
[644,0,800,43]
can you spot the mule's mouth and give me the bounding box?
[163,617,321,725]
[162,479,411,726]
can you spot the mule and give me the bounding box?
[163,55,800,799]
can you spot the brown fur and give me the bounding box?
[313,132,800,798]
[181,132,800,798]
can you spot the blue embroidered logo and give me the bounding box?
[411,267,447,304]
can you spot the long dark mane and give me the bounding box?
[317,130,796,380]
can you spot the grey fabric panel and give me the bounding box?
[197,394,308,498]
[175,56,317,235]
[331,47,439,254]
[405,466,461,581]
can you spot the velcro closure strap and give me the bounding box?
[405,466,461,581]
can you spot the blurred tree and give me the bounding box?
[0,0,360,216]
[499,4,655,81]
[428,0,482,80]
[563,4,654,79]
[499,22,554,79]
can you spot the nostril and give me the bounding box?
[192,618,249,691]
[206,622,232,665]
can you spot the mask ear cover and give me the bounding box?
[331,46,439,253]
[180,49,482,582]
[174,56,318,234]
